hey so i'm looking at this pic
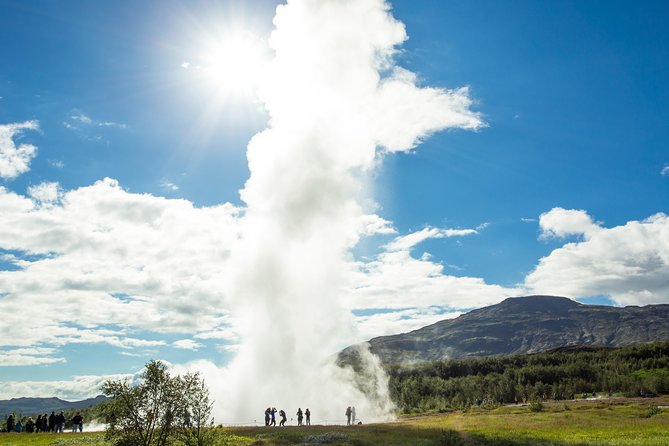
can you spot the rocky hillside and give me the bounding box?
[341,295,669,365]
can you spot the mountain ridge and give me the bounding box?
[342,295,669,365]
[0,395,106,419]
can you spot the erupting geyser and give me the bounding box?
[206,0,483,423]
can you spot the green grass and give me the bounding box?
[1,399,668,446]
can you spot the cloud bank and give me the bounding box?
[527,207,669,306]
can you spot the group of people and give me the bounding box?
[4,411,84,433]
[263,407,311,426]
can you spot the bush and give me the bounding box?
[528,401,544,412]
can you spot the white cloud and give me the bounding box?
[27,181,62,205]
[0,373,133,400]
[527,210,669,305]
[49,159,65,169]
[172,339,203,350]
[0,178,242,353]
[181,62,191,69]
[160,179,179,191]
[0,347,65,366]
[384,226,478,252]
[0,120,39,179]
[539,207,601,239]
[661,165,669,176]
[65,112,127,130]
[355,308,461,341]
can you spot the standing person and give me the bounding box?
[305,408,311,426]
[41,414,48,433]
[270,408,277,426]
[6,414,15,433]
[71,412,83,432]
[279,409,287,427]
[25,417,35,433]
[351,406,356,424]
[56,411,66,433]
[36,415,43,433]
[264,407,271,426]
[14,419,23,432]
[345,406,352,426]
[296,408,303,426]
[48,411,56,432]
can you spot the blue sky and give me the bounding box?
[1,0,668,400]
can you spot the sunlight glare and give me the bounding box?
[198,31,269,99]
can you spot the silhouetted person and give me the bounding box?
[345,406,352,425]
[296,408,303,426]
[36,415,43,433]
[305,408,311,426]
[351,406,356,424]
[41,414,48,432]
[48,411,56,432]
[25,417,35,433]
[6,414,15,432]
[14,419,23,432]
[264,407,270,426]
[270,408,277,426]
[56,411,66,433]
[279,409,287,427]
[71,412,84,432]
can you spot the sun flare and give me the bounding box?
[186,31,269,99]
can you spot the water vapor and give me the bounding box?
[210,0,483,423]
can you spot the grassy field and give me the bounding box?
[1,397,667,446]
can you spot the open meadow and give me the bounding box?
[1,397,667,446]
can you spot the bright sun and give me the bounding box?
[184,30,269,100]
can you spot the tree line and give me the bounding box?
[386,341,669,413]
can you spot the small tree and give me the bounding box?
[101,360,214,446]
[178,372,215,446]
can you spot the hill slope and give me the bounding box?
[342,295,669,365]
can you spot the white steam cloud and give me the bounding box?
[201,0,484,424]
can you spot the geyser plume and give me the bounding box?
[217,0,483,423]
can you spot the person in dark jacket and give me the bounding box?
[48,411,56,432]
[25,417,35,433]
[71,412,84,432]
[41,413,48,432]
[6,414,15,432]
[305,408,311,426]
[279,409,287,427]
[55,411,66,433]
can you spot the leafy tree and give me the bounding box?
[101,360,215,446]
[178,372,215,446]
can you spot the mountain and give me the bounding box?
[0,395,107,419]
[341,295,669,365]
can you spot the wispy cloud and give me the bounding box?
[384,226,479,252]
[172,339,203,350]
[0,120,39,179]
[67,112,127,129]
[63,111,127,144]
[160,179,179,191]
[661,164,669,176]
[0,347,65,366]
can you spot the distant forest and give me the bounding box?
[387,341,669,414]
